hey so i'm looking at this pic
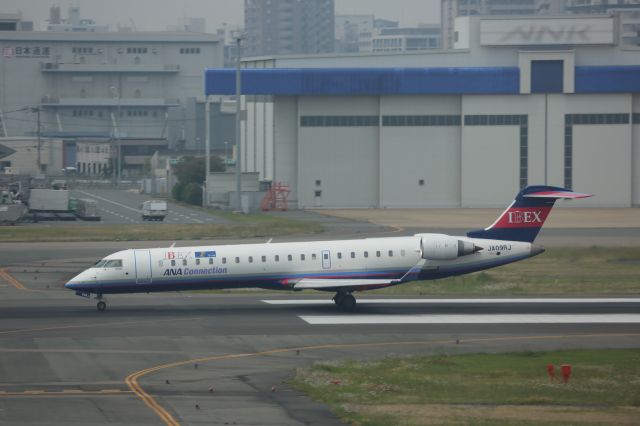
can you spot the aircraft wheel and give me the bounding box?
[97,301,106,312]
[339,294,356,311]
[333,293,344,306]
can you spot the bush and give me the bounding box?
[172,181,186,201]
[182,183,202,206]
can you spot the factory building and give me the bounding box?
[0,30,225,176]
[206,15,640,208]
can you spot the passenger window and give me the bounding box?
[350,252,355,259]
[275,255,280,262]
[301,254,305,261]
[337,253,342,259]
[222,257,227,264]
[323,253,329,260]
[287,254,292,261]
[182,259,187,266]
[171,259,176,266]
[248,256,253,263]
[209,258,213,264]
[262,256,266,262]
[376,251,381,258]
[364,251,368,258]
[388,250,393,257]
[158,260,163,267]
[312,253,317,260]
[235,257,240,263]
[196,258,200,265]
[401,249,406,257]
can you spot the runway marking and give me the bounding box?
[0,389,132,397]
[299,313,640,325]
[262,298,640,305]
[0,268,33,291]
[0,317,207,337]
[125,332,640,426]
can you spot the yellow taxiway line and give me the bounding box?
[125,332,640,426]
[0,268,27,290]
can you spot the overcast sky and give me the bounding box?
[4,0,441,32]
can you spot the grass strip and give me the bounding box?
[373,246,640,295]
[0,215,322,242]
[291,349,640,425]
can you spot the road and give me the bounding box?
[0,238,639,425]
[68,189,229,225]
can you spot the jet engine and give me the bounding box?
[418,233,481,260]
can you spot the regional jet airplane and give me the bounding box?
[66,185,591,311]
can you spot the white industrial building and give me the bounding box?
[206,15,640,208]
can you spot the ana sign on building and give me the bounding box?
[480,17,615,46]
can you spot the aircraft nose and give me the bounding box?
[530,244,545,256]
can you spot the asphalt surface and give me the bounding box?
[1,206,639,425]
[67,189,229,225]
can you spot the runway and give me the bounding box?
[1,277,640,425]
[0,235,639,425]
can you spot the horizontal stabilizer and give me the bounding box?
[523,190,592,199]
[294,278,395,290]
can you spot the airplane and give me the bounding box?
[65,185,591,311]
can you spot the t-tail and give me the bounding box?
[467,185,592,243]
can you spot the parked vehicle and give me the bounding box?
[141,200,167,221]
[75,198,100,221]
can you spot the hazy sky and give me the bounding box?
[4,0,441,32]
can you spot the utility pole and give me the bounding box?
[205,96,210,207]
[110,86,121,186]
[30,107,41,173]
[234,32,244,213]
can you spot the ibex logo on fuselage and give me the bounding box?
[507,210,543,224]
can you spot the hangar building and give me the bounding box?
[206,15,640,208]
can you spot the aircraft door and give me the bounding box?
[321,250,331,269]
[134,250,152,284]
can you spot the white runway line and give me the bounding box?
[262,298,640,305]
[299,314,640,325]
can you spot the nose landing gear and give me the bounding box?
[333,291,356,311]
[96,294,107,312]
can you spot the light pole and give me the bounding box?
[109,86,121,186]
[234,31,245,212]
[29,107,41,173]
[224,141,229,163]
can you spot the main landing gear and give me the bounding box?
[333,291,356,311]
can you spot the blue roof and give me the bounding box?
[204,66,640,96]
[205,67,520,96]
[575,66,640,93]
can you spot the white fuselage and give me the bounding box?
[65,234,537,295]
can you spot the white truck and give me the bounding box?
[141,200,167,221]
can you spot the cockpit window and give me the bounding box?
[104,259,123,268]
[93,260,107,268]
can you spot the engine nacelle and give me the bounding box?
[418,233,479,260]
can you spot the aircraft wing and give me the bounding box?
[292,261,426,290]
[293,278,395,290]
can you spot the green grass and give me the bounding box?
[291,349,640,425]
[0,213,322,242]
[372,246,640,295]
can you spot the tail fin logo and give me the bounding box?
[494,206,551,229]
[507,210,543,224]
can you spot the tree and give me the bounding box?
[172,156,225,185]
[171,156,225,204]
